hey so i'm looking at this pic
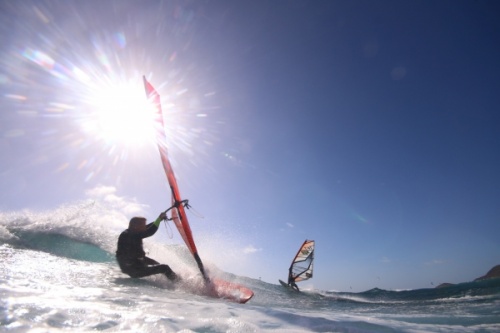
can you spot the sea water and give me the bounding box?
[1,202,499,333]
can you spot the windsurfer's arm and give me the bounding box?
[153,212,166,227]
[141,212,167,237]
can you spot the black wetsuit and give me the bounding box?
[288,273,300,291]
[116,222,177,281]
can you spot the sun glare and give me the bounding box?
[84,81,158,147]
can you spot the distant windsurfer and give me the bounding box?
[116,212,179,282]
[288,271,300,291]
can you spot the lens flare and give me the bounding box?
[83,81,157,147]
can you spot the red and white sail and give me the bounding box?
[143,76,207,280]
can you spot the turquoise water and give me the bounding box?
[1,205,499,332]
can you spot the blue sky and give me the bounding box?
[1,0,499,292]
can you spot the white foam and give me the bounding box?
[1,203,499,333]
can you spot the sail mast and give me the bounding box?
[143,76,208,281]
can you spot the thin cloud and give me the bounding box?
[286,222,294,228]
[85,185,148,215]
[243,245,262,254]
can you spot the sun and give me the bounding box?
[82,79,158,148]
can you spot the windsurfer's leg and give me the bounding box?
[129,264,178,281]
[151,264,179,281]
[143,257,179,281]
[118,257,179,281]
[161,265,179,281]
[143,257,160,265]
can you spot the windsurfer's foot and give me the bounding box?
[168,271,181,283]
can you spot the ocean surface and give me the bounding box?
[1,202,499,333]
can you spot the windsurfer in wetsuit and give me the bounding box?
[288,271,300,291]
[116,212,179,282]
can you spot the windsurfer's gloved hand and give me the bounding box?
[153,212,167,227]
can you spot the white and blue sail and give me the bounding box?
[290,239,315,283]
